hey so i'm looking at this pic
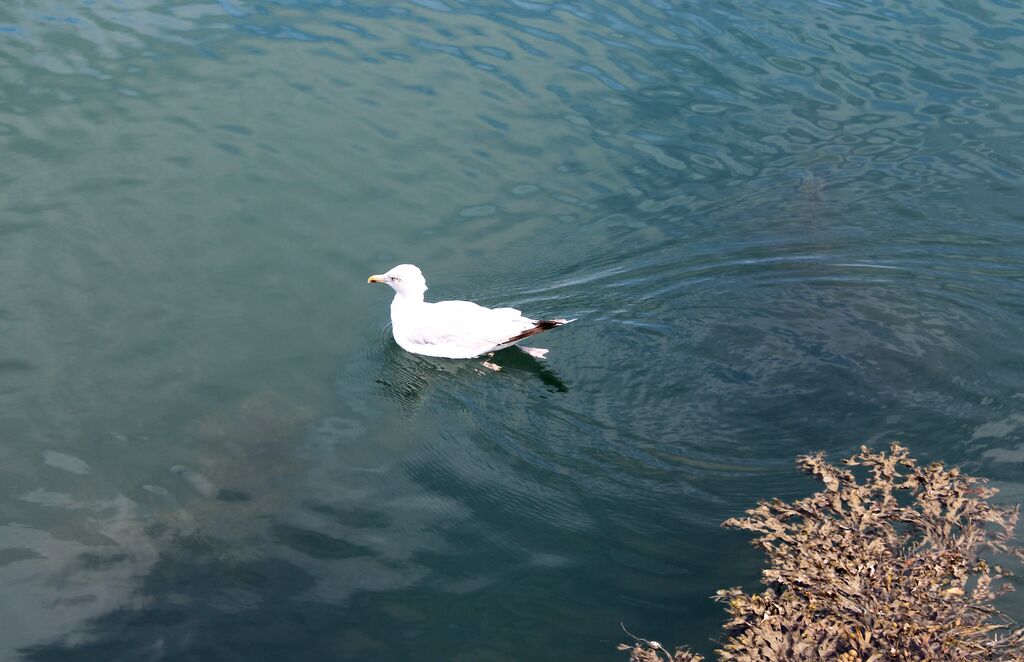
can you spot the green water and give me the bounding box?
[2,0,1023,659]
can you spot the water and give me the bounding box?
[1,0,1023,659]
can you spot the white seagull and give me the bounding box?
[368,264,573,365]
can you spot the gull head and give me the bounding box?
[367,264,428,297]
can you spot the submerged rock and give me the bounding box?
[147,391,321,543]
[170,465,217,498]
[191,390,317,447]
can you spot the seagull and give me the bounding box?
[367,264,573,365]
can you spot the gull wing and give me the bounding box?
[399,300,535,358]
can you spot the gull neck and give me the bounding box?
[393,290,425,305]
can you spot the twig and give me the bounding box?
[620,622,673,662]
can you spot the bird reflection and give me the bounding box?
[373,341,568,412]
[489,346,569,393]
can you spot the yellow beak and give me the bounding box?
[367,274,385,283]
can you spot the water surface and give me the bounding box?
[1,0,1023,659]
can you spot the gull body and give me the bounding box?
[367,264,573,359]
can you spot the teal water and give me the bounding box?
[2,0,1023,659]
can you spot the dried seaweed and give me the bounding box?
[620,443,1024,661]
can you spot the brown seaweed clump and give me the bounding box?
[621,443,1024,661]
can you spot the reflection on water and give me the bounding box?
[371,338,569,412]
[2,0,1024,658]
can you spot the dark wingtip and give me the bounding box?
[504,319,571,344]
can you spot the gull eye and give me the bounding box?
[391,276,401,282]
